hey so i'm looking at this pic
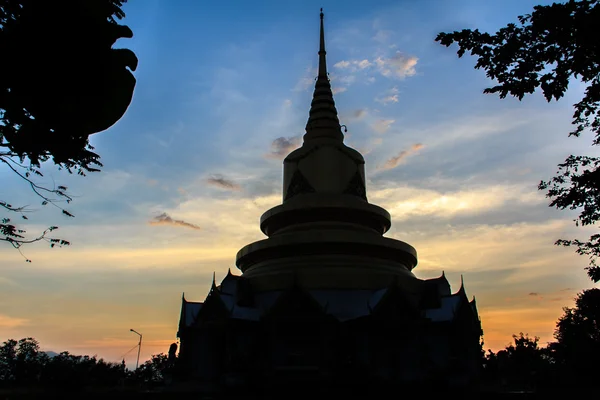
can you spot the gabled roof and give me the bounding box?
[424,294,461,322]
[263,281,329,320]
[369,279,419,320]
[219,268,241,296]
[425,271,451,296]
[178,297,204,330]
[423,275,478,322]
[194,282,230,323]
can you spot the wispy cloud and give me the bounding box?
[372,29,392,43]
[375,87,400,105]
[376,95,399,104]
[206,175,242,191]
[377,143,424,170]
[293,66,316,92]
[372,119,395,134]
[353,109,368,120]
[294,77,314,92]
[374,52,418,79]
[0,314,29,329]
[333,60,372,71]
[332,87,347,95]
[265,136,301,159]
[370,181,544,222]
[148,212,201,230]
[333,52,418,80]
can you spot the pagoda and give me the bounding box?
[176,10,482,390]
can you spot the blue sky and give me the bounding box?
[1,0,598,366]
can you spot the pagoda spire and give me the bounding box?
[318,8,327,78]
[304,8,343,142]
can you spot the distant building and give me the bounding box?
[176,10,481,390]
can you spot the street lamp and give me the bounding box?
[130,328,142,370]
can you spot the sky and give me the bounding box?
[1,0,599,367]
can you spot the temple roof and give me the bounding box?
[425,271,451,297]
[179,300,203,328]
[219,268,240,296]
[178,271,478,326]
[424,295,461,322]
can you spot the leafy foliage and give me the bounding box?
[0,0,137,259]
[483,333,549,391]
[551,288,600,378]
[135,353,170,384]
[538,156,600,281]
[0,338,175,391]
[436,0,600,281]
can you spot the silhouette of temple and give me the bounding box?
[176,10,481,389]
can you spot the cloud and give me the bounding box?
[372,30,392,43]
[372,119,395,134]
[283,99,292,107]
[293,76,314,92]
[375,52,418,79]
[376,86,400,104]
[148,212,201,230]
[333,60,372,71]
[376,95,399,105]
[353,109,368,119]
[378,143,424,170]
[334,60,351,69]
[330,75,356,94]
[206,175,242,191]
[356,60,372,69]
[334,53,418,80]
[265,136,301,159]
[338,75,356,85]
[0,314,29,329]
[369,181,544,222]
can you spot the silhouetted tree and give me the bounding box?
[40,351,126,389]
[482,333,552,391]
[436,0,600,282]
[135,353,169,387]
[0,339,17,384]
[549,288,600,386]
[0,0,137,260]
[0,337,48,387]
[0,337,133,390]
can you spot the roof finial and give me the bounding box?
[211,271,217,291]
[304,9,343,143]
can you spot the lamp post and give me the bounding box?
[130,329,142,370]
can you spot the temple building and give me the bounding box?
[176,10,482,389]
